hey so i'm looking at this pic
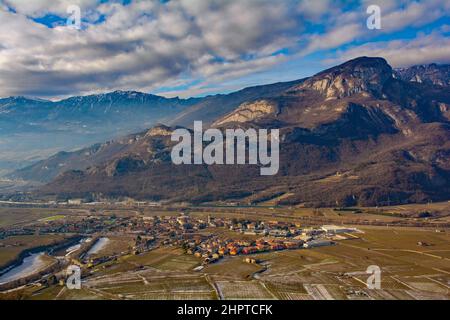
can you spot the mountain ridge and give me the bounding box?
[0,79,305,175]
[11,56,450,207]
[394,63,450,87]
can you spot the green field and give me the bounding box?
[0,207,88,228]
[38,215,66,222]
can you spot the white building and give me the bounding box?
[303,240,334,248]
[68,199,83,205]
[321,225,356,234]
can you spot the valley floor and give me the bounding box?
[0,203,449,300]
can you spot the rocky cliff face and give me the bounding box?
[213,100,277,126]
[296,57,393,99]
[14,57,450,207]
[145,124,174,137]
[395,64,450,87]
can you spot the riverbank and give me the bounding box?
[0,235,82,278]
[0,253,55,284]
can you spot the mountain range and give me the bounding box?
[0,80,305,176]
[394,63,450,87]
[0,91,195,175]
[3,57,450,207]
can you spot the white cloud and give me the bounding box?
[440,24,450,33]
[0,0,448,99]
[328,32,450,68]
[380,0,448,32]
[297,0,333,20]
[299,0,450,58]
[3,0,100,17]
[300,23,365,55]
[0,0,312,98]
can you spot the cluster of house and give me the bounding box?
[0,214,120,238]
[176,216,359,265]
[1,210,359,267]
[186,237,306,264]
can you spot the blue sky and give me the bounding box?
[0,0,449,99]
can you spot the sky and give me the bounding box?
[0,0,449,100]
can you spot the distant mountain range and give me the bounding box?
[3,58,450,207]
[4,78,303,183]
[395,63,450,87]
[0,91,193,174]
[0,80,304,175]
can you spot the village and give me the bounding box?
[1,205,449,301]
[0,210,360,274]
[176,214,359,265]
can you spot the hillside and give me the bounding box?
[0,91,198,174]
[0,80,306,176]
[395,64,450,87]
[10,57,450,207]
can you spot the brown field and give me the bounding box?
[203,257,263,279]
[0,204,449,300]
[87,235,135,260]
[216,280,275,300]
[0,234,67,268]
[0,208,67,228]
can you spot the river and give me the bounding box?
[0,252,48,285]
[86,237,110,256]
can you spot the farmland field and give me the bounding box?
[0,234,67,268]
[216,281,275,300]
[0,204,449,300]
